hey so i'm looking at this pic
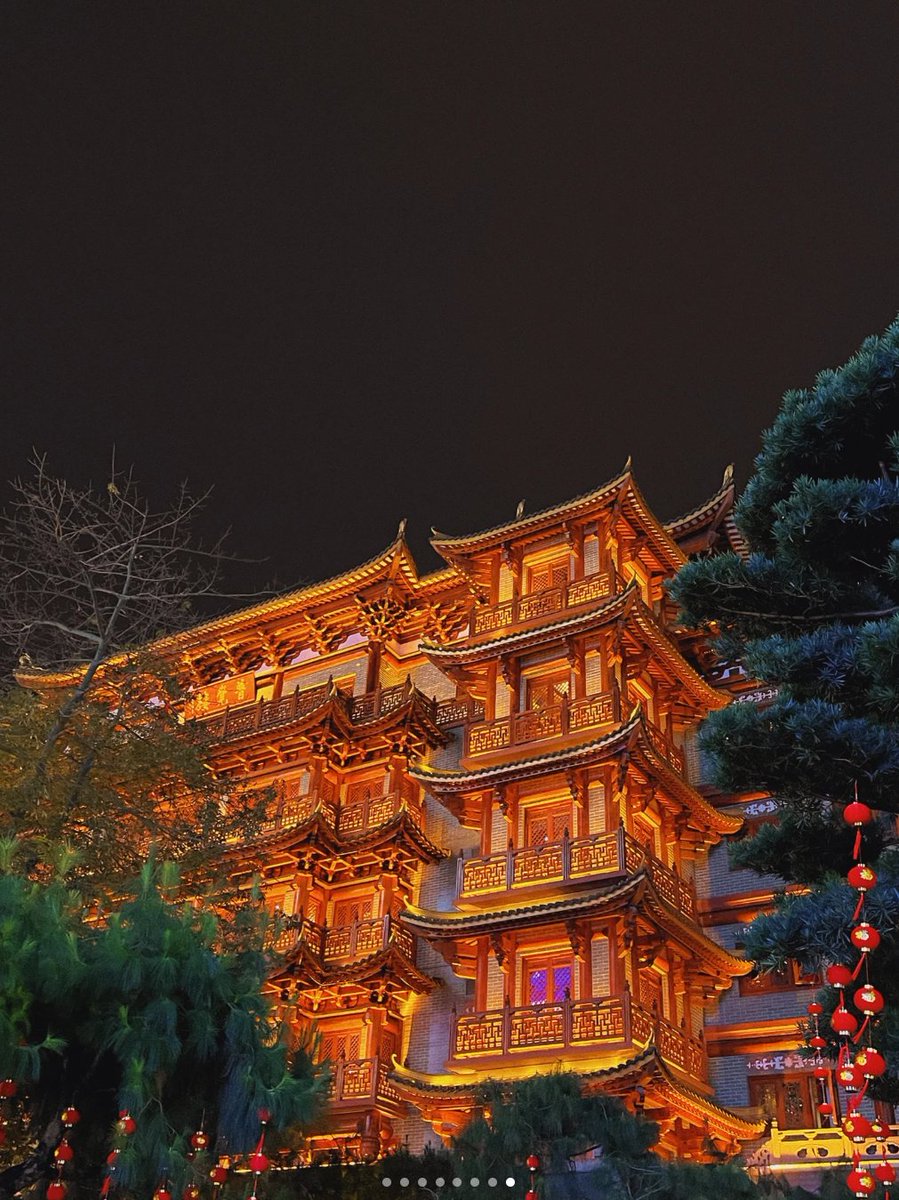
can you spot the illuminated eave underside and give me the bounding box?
[390,1047,764,1142]
[403,873,749,980]
[410,710,741,836]
[231,808,449,867]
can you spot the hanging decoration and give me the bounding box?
[46,1105,80,1200]
[525,1153,540,1200]
[808,784,895,1196]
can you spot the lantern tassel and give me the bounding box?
[853,828,862,860]
[854,1015,871,1044]
[852,956,865,981]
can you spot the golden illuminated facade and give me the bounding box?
[121,466,821,1162]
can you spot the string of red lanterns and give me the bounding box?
[809,787,895,1197]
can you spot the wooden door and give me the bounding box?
[525,802,571,847]
[749,1075,815,1129]
[527,561,568,595]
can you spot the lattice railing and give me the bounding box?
[336,791,405,835]
[457,827,695,917]
[469,571,613,636]
[645,721,685,774]
[451,991,705,1077]
[277,913,413,963]
[465,690,617,758]
[205,680,436,743]
[327,1056,400,1105]
[435,696,486,726]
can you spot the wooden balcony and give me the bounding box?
[450,988,706,1078]
[327,1055,402,1106]
[645,721,685,774]
[469,571,614,637]
[273,912,414,962]
[457,824,696,917]
[465,689,618,758]
[204,680,435,743]
[247,790,411,842]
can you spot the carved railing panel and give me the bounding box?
[337,791,403,835]
[467,717,512,756]
[511,843,565,885]
[466,690,615,759]
[435,696,485,726]
[457,828,693,917]
[452,994,632,1060]
[206,682,433,744]
[568,692,614,732]
[470,571,613,636]
[330,1056,398,1104]
[646,722,685,774]
[513,705,563,743]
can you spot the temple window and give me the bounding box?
[525,556,569,595]
[524,801,571,847]
[332,894,374,926]
[523,954,574,1004]
[525,668,570,711]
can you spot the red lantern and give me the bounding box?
[54,1140,75,1163]
[190,1130,208,1151]
[526,1155,540,1171]
[826,964,853,988]
[855,1047,887,1078]
[808,1002,823,1015]
[46,1183,67,1200]
[249,1152,269,1175]
[848,864,877,891]
[870,1118,889,1141]
[257,1108,272,1124]
[832,1009,859,1036]
[876,1160,897,1186]
[844,801,873,827]
[183,1188,201,1200]
[526,1193,538,1200]
[838,1063,865,1090]
[854,985,885,1015]
[154,1187,172,1200]
[209,1166,228,1186]
[851,924,881,953]
[818,1102,834,1116]
[847,1166,877,1196]
[0,1080,17,1099]
[810,1035,827,1049]
[116,1111,136,1136]
[60,1107,80,1127]
[843,1113,873,1142]
[814,1065,830,1080]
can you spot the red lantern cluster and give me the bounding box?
[812,785,897,1192]
[805,786,893,1171]
[47,1106,81,1200]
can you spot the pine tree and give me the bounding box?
[669,315,899,1095]
[0,844,328,1200]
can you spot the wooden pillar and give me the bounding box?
[365,640,382,693]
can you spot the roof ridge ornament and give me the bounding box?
[515,499,525,519]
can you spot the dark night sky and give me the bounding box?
[4,1,899,598]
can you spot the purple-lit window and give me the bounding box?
[527,961,573,1004]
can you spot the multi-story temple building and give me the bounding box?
[98,467,839,1165]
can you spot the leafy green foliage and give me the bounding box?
[0,848,327,1196]
[669,313,899,1096]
